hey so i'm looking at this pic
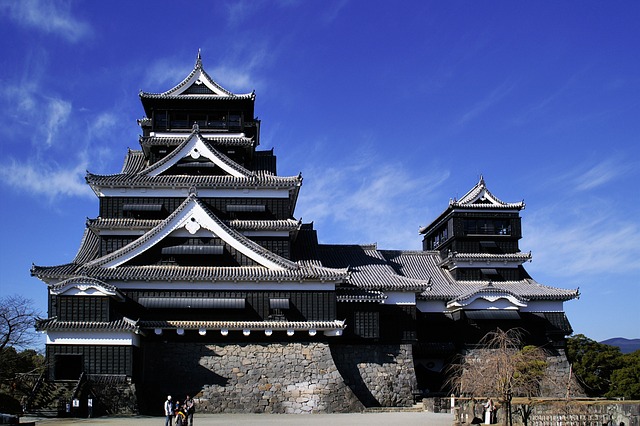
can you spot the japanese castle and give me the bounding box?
[31,53,579,415]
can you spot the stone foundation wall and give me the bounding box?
[138,341,416,414]
[526,401,640,426]
[453,398,640,425]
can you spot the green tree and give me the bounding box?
[0,346,45,414]
[607,350,640,400]
[566,334,623,397]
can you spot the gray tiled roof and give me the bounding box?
[121,150,146,174]
[88,132,301,190]
[140,135,254,148]
[318,244,429,291]
[316,245,578,301]
[138,319,345,330]
[87,217,301,232]
[36,264,346,282]
[35,317,140,332]
[420,279,579,301]
[336,288,387,302]
[86,171,301,189]
[438,251,533,267]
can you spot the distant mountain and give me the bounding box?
[601,338,640,354]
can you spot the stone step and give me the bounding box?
[363,404,424,413]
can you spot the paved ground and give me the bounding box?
[22,412,453,426]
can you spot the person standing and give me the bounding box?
[184,395,195,426]
[164,395,174,426]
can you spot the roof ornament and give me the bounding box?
[192,121,200,133]
[196,49,202,68]
[188,186,198,197]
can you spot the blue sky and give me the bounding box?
[0,0,638,344]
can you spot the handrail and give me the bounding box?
[71,371,86,400]
[25,369,46,412]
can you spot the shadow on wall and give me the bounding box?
[137,343,228,415]
[329,344,401,407]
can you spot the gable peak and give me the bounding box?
[450,176,525,210]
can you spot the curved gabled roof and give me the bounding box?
[84,194,298,270]
[446,281,529,309]
[450,175,525,210]
[139,128,255,178]
[139,51,254,100]
[49,276,124,300]
[86,132,301,189]
[419,278,580,302]
[33,196,347,283]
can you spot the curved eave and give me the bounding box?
[76,265,347,282]
[449,202,525,210]
[139,92,255,100]
[85,173,302,191]
[31,265,348,283]
[35,317,141,333]
[88,218,301,233]
[140,135,255,148]
[418,279,580,302]
[438,252,533,268]
[336,288,387,303]
[139,319,345,331]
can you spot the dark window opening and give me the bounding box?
[464,219,511,236]
[54,354,83,380]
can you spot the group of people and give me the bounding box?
[164,395,195,426]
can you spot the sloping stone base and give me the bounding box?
[137,341,416,414]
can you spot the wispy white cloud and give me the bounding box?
[525,208,640,278]
[143,59,192,92]
[542,155,637,193]
[296,154,450,249]
[1,80,72,148]
[0,158,93,201]
[44,97,72,146]
[456,80,516,126]
[524,156,640,281]
[573,157,635,191]
[1,0,92,43]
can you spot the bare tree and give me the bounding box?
[448,328,547,426]
[0,294,41,351]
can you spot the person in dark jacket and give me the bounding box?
[184,395,195,426]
